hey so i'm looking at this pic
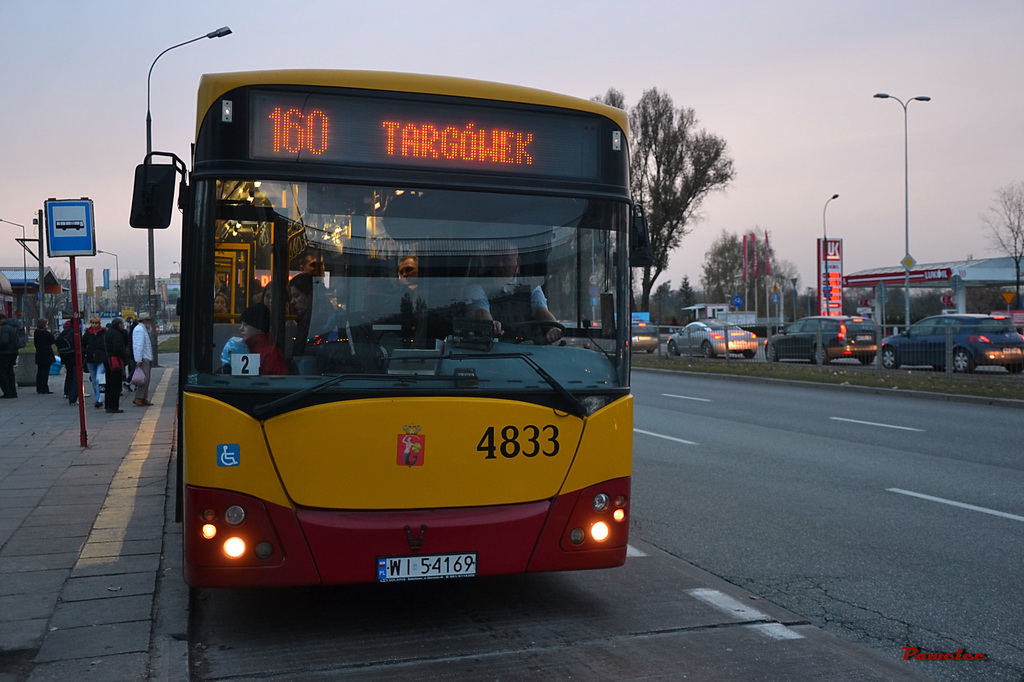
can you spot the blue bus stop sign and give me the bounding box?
[44,198,96,257]
[731,295,744,308]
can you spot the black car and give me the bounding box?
[880,314,1024,373]
[766,315,878,365]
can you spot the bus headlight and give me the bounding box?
[592,493,610,512]
[223,537,246,558]
[591,522,610,542]
[224,505,246,525]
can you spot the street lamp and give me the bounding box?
[0,218,27,314]
[873,92,931,330]
[145,26,232,362]
[822,194,839,241]
[819,194,839,316]
[97,249,120,313]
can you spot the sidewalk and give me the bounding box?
[0,359,184,682]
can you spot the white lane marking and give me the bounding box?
[830,417,924,432]
[662,393,712,403]
[634,429,698,446]
[687,589,806,640]
[626,544,648,557]
[687,588,771,622]
[887,488,1024,523]
[746,622,806,640]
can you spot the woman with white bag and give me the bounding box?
[82,315,106,409]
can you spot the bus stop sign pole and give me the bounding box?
[44,198,96,448]
[68,256,88,447]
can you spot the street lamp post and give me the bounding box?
[0,218,27,314]
[822,194,839,242]
[873,92,931,331]
[819,194,838,316]
[145,26,232,362]
[97,249,120,313]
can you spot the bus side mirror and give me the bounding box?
[129,163,177,229]
[629,211,653,268]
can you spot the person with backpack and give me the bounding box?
[0,312,28,399]
[33,318,56,394]
[56,317,80,405]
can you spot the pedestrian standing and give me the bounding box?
[0,312,27,398]
[103,318,129,414]
[33,319,56,394]
[82,315,106,408]
[132,312,154,407]
[124,316,137,393]
[56,318,79,405]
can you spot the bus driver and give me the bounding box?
[465,247,563,344]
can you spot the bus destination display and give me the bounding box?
[249,91,599,179]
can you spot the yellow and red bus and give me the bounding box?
[141,70,647,587]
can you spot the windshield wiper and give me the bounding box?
[447,352,587,418]
[252,373,380,419]
[252,352,586,420]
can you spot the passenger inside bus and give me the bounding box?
[214,291,230,316]
[398,255,419,291]
[238,303,287,375]
[298,251,325,276]
[288,273,314,356]
[465,246,563,344]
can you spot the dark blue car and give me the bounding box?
[880,314,1024,373]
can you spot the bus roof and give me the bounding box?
[196,70,629,138]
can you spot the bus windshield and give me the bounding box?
[195,179,629,395]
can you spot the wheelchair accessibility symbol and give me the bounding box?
[217,444,240,467]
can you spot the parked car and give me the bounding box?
[630,322,660,353]
[766,315,878,365]
[880,314,1024,373]
[667,320,758,358]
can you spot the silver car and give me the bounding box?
[668,320,758,358]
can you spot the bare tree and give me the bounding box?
[118,274,151,316]
[981,181,1024,307]
[594,88,734,311]
[701,231,744,304]
[701,228,797,317]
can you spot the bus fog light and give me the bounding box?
[201,524,217,539]
[255,541,274,560]
[224,505,246,526]
[591,522,610,542]
[569,528,585,545]
[223,537,246,558]
[592,493,610,512]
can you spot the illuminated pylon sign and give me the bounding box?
[817,238,843,316]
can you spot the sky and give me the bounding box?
[2,0,1023,298]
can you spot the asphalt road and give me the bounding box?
[630,369,1024,681]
